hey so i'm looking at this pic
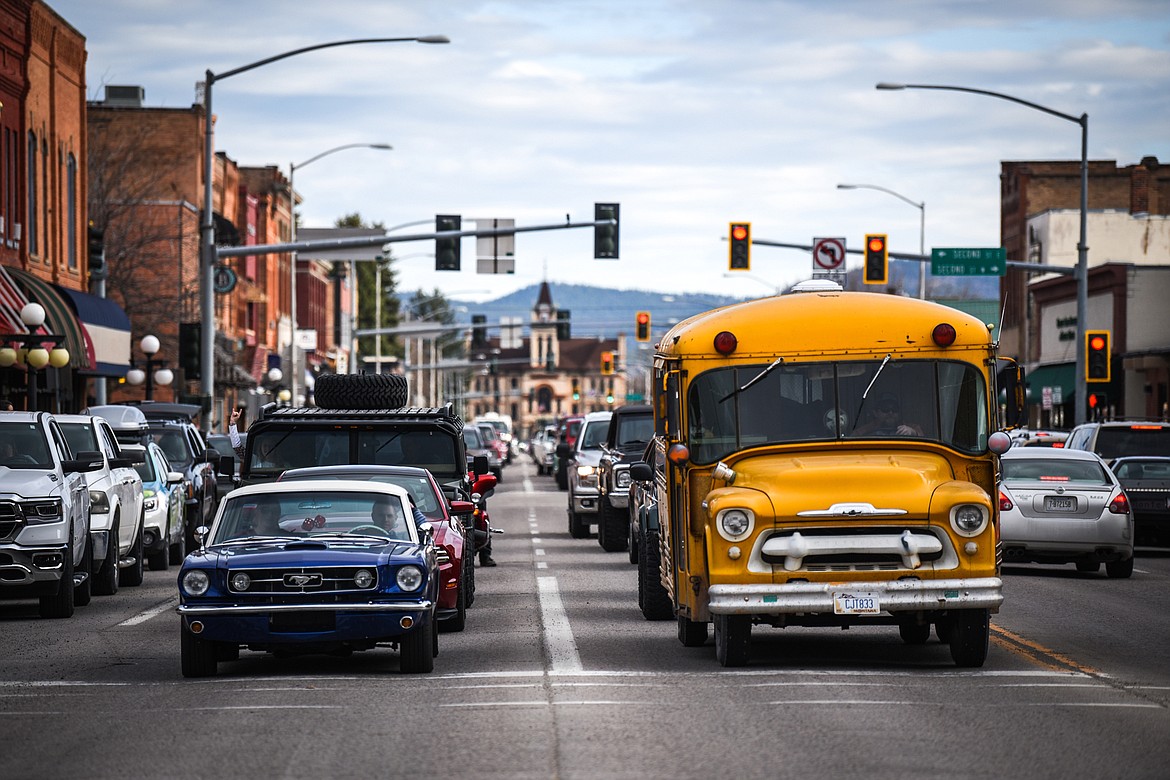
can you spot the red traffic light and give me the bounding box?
[868,236,886,252]
[636,312,649,325]
[1089,335,1106,351]
[732,225,748,241]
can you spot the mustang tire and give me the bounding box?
[399,615,435,673]
[314,373,408,410]
[180,622,218,677]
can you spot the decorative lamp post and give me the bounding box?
[0,302,70,410]
[125,334,175,400]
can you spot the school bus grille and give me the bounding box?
[759,527,946,572]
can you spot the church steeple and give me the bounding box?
[531,281,557,370]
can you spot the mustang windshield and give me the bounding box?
[687,359,988,464]
[213,490,417,545]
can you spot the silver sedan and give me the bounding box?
[999,447,1134,578]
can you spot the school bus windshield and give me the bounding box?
[687,358,988,464]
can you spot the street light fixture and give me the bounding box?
[125,334,175,401]
[837,183,926,299]
[198,35,449,431]
[0,303,70,411]
[289,142,393,406]
[876,81,1089,424]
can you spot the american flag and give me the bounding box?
[0,264,31,335]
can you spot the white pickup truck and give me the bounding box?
[58,414,146,594]
[0,411,103,618]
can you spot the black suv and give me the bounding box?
[240,375,480,502]
[1064,420,1170,465]
[596,404,654,552]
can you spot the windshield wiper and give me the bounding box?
[719,356,784,403]
[849,354,892,434]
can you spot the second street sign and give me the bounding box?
[931,247,1007,276]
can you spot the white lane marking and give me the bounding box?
[537,575,582,674]
[532,537,543,544]
[535,549,545,556]
[119,598,179,627]
[536,561,548,569]
[524,478,534,493]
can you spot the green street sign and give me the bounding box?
[931,247,1006,276]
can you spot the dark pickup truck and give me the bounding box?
[595,403,654,552]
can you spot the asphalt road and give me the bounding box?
[2,458,1168,779]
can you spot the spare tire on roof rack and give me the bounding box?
[314,373,409,410]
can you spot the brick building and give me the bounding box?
[464,281,626,438]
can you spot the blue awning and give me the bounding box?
[56,286,132,377]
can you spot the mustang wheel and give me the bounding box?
[441,567,467,633]
[180,622,218,677]
[399,615,435,673]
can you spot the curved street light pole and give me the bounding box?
[289,143,393,405]
[877,82,1088,424]
[198,35,448,431]
[837,183,926,299]
[722,271,783,296]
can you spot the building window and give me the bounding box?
[26,131,37,255]
[66,153,78,269]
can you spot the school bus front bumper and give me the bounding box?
[707,577,1003,616]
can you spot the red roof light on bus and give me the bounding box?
[931,323,957,347]
[713,331,738,355]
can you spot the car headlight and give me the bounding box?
[577,465,596,478]
[615,468,631,490]
[717,507,754,542]
[950,504,988,537]
[143,489,158,512]
[229,572,252,591]
[21,499,63,525]
[353,569,376,588]
[182,569,211,596]
[396,565,424,592]
[90,490,110,514]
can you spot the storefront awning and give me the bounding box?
[0,264,30,334]
[1026,362,1075,403]
[55,286,132,377]
[5,267,91,370]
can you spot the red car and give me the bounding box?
[555,415,585,490]
[279,464,475,632]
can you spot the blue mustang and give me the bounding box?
[177,479,439,676]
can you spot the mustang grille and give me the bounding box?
[228,565,378,595]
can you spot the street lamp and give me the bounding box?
[198,35,449,431]
[876,81,1089,424]
[125,334,175,401]
[0,303,70,411]
[290,142,393,405]
[837,183,926,299]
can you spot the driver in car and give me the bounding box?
[371,497,409,539]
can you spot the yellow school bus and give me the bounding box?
[637,281,1020,667]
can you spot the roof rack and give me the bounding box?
[261,404,464,426]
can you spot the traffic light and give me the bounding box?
[594,203,620,259]
[87,223,105,274]
[863,234,888,284]
[471,314,487,348]
[435,214,461,271]
[178,321,201,382]
[600,350,614,375]
[729,222,750,270]
[635,311,651,342]
[1086,330,1111,382]
[1088,391,1108,417]
[556,310,571,340]
[571,378,580,401]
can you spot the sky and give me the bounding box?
[58,0,1170,305]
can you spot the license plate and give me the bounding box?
[833,591,880,615]
[1044,496,1076,511]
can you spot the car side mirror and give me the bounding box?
[109,456,135,470]
[216,454,235,476]
[556,442,571,458]
[629,461,653,481]
[448,500,475,516]
[167,471,185,486]
[472,455,490,475]
[417,521,434,543]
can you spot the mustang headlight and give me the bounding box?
[230,572,252,591]
[182,569,211,596]
[950,504,988,537]
[353,569,376,588]
[396,565,424,592]
[716,507,754,542]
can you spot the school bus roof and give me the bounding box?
[658,289,995,360]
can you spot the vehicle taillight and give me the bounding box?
[1108,493,1130,515]
[713,331,738,356]
[931,323,957,347]
[998,490,1013,512]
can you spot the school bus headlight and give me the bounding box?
[950,504,988,537]
[717,508,754,542]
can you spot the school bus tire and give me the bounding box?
[677,613,708,647]
[638,530,673,621]
[948,608,990,667]
[714,613,751,667]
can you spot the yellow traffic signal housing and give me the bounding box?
[1086,330,1111,382]
[600,350,614,375]
[635,311,651,342]
[729,223,750,270]
[863,234,888,284]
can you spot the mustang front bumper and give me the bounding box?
[178,599,435,643]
